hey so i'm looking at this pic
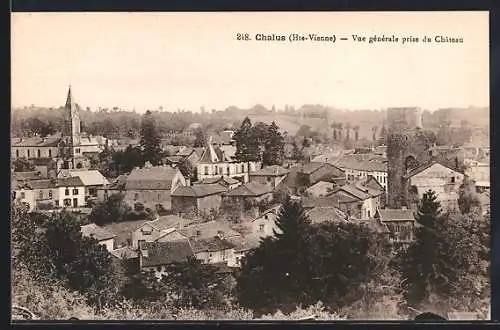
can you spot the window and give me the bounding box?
[73,188,79,195]
[134,193,139,200]
[367,210,371,218]
[27,150,30,158]
[39,191,43,199]
[227,166,230,175]
[20,192,25,199]
[16,150,19,158]
[157,266,162,272]
[55,200,59,207]
[48,149,52,157]
[158,194,161,201]
[141,228,152,235]
[75,148,81,154]
[37,149,41,158]
[204,166,209,175]
[65,188,70,196]
[76,162,83,169]
[267,177,272,182]
[49,190,53,199]
[259,224,265,232]
[89,188,97,196]
[218,167,223,175]
[264,215,268,220]
[451,177,456,183]
[64,198,71,206]
[241,164,245,173]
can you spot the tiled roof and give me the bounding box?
[227,234,261,252]
[328,184,372,201]
[250,165,289,176]
[404,161,461,179]
[199,144,230,163]
[147,215,192,231]
[164,155,185,164]
[301,196,341,209]
[190,237,236,253]
[352,182,384,198]
[179,221,241,240]
[81,223,116,241]
[376,209,415,222]
[225,182,273,197]
[68,170,109,186]
[305,207,347,224]
[125,166,179,190]
[252,205,281,222]
[141,240,194,267]
[172,183,227,197]
[197,176,240,185]
[56,176,84,187]
[12,171,43,181]
[176,147,195,157]
[298,162,325,175]
[332,154,388,173]
[110,246,138,260]
[12,135,62,147]
[305,181,335,195]
[29,179,57,189]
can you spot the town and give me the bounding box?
[11,87,490,320]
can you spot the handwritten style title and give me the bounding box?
[236,33,464,45]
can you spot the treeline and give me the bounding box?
[12,187,489,320]
[11,104,488,145]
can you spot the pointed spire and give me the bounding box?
[65,85,74,109]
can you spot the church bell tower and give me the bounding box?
[59,86,84,169]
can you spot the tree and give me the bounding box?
[236,199,312,312]
[372,126,378,142]
[193,128,206,148]
[458,176,481,214]
[177,159,197,182]
[163,256,231,309]
[354,125,360,141]
[13,157,36,172]
[233,117,261,163]
[89,193,132,226]
[291,141,304,162]
[140,111,162,166]
[344,123,351,141]
[262,121,285,166]
[400,190,485,308]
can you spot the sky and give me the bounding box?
[11,12,489,113]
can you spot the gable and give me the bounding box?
[412,163,463,180]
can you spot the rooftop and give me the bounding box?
[172,183,227,197]
[376,209,415,222]
[225,182,273,197]
[140,240,194,267]
[179,221,241,240]
[190,236,236,253]
[67,170,109,186]
[56,176,85,187]
[197,176,241,185]
[147,215,193,231]
[109,246,138,260]
[332,154,388,173]
[81,223,116,241]
[125,166,180,190]
[305,207,347,224]
[250,165,289,177]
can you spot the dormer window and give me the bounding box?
[451,177,456,183]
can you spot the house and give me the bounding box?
[138,240,194,279]
[326,183,384,220]
[251,205,282,238]
[227,234,262,267]
[131,215,193,249]
[110,246,138,260]
[296,162,345,189]
[404,161,465,211]
[124,165,187,209]
[465,160,490,191]
[97,175,128,201]
[190,236,237,267]
[195,176,241,190]
[80,223,116,252]
[224,182,274,209]
[58,169,109,200]
[305,206,347,225]
[305,181,336,198]
[31,158,58,178]
[301,196,341,210]
[171,183,227,215]
[332,154,388,191]
[374,208,416,246]
[197,140,260,183]
[12,178,58,211]
[175,147,202,167]
[11,135,61,160]
[249,165,289,189]
[55,176,86,208]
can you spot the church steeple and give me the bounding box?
[62,85,81,140]
[65,85,74,109]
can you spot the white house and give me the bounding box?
[59,169,110,200]
[251,205,282,238]
[197,141,260,183]
[332,154,388,192]
[55,176,86,208]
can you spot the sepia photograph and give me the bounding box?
[11,11,490,321]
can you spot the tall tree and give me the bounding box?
[193,128,206,148]
[458,176,481,214]
[354,125,360,141]
[233,117,261,163]
[372,125,378,142]
[140,110,162,166]
[262,121,285,166]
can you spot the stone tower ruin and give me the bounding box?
[386,107,432,209]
